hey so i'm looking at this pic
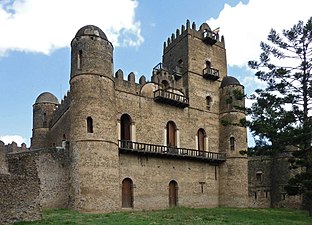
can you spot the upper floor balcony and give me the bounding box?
[154,89,189,108]
[119,140,226,164]
[203,67,219,81]
[203,30,218,45]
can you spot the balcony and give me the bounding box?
[203,30,218,45]
[154,89,189,108]
[203,67,219,81]
[119,140,226,164]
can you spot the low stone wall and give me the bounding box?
[0,154,41,225]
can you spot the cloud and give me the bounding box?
[0,0,143,56]
[207,0,311,67]
[0,135,26,146]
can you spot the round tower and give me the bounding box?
[69,25,119,211]
[219,76,248,207]
[31,92,58,149]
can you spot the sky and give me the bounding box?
[0,0,311,147]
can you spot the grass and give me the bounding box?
[15,207,312,225]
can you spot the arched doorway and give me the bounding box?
[166,121,177,148]
[198,128,206,156]
[120,114,132,141]
[122,178,133,208]
[169,180,178,207]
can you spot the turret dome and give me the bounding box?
[220,76,241,88]
[35,92,59,104]
[75,25,108,40]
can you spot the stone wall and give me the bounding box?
[0,153,41,225]
[248,153,302,208]
[120,153,219,209]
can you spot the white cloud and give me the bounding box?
[207,0,312,67]
[0,135,26,146]
[0,0,143,56]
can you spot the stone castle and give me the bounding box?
[0,20,301,224]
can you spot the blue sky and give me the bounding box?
[0,0,311,146]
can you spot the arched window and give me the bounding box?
[161,80,170,89]
[206,96,212,110]
[122,178,133,208]
[87,116,93,133]
[120,114,132,141]
[230,136,235,151]
[198,129,206,156]
[205,60,211,69]
[166,121,177,148]
[77,50,82,69]
[169,180,178,207]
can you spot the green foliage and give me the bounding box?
[14,207,312,225]
[220,119,231,126]
[232,89,245,100]
[248,17,312,211]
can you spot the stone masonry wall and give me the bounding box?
[248,153,302,208]
[120,154,219,209]
[0,153,41,225]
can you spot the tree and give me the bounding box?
[248,17,312,215]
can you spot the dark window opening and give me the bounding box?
[122,178,134,208]
[206,96,212,110]
[230,137,235,151]
[167,121,177,148]
[256,171,263,182]
[205,60,211,69]
[161,80,170,89]
[254,192,257,199]
[121,114,132,141]
[87,116,93,133]
[43,112,47,127]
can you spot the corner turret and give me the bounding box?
[31,92,59,149]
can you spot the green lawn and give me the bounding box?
[15,207,311,225]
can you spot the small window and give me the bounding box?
[162,80,170,89]
[230,137,235,151]
[205,60,211,69]
[87,116,93,133]
[77,50,82,69]
[206,96,212,110]
[256,171,263,182]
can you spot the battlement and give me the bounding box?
[50,91,72,127]
[163,20,224,53]
[0,141,29,154]
[114,69,147,95]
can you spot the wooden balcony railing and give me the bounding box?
[154,89,189,108]
[203,67,219,81]
[118,140,226,164]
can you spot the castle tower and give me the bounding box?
[31,92,59,149]
[161,20,226,110]
[69,25,119,211]
[219,76,248,207]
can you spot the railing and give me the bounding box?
[154,89,189,108]
[119,140,226,163]
[203,67,219,81]
[203,30,218,45]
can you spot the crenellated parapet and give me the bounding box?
[114,69,146,95]
[163,20,224,54]
[50,91,72,127]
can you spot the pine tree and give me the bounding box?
[248,17,312,215]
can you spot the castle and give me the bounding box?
[0,20,301,224]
